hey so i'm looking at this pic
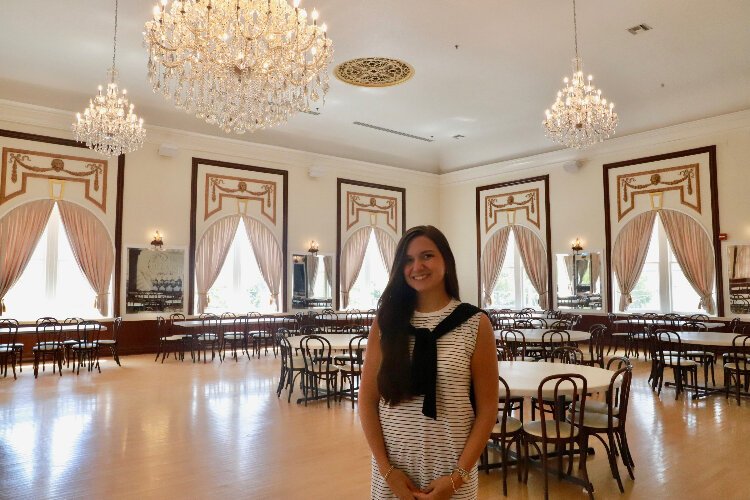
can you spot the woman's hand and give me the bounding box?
[413,475,455,499]
[386,468,420,500]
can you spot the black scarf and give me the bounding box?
[408,302,482,419]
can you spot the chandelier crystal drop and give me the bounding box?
[543,0,618,149]
[73,0,146,157]
[144,0,334,134]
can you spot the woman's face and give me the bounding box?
[403,235,446,294]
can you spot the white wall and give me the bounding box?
[439,110,750,315]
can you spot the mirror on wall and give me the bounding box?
[292,254,333,309]
[555,252,602,310]
[728,245,750,315]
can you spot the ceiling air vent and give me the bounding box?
[627,23,653,35]
[353,121,434,142]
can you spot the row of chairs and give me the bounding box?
[497,324,607,368]
[0,317,121,379]
[492,317,579,331]
[483,355,634,498]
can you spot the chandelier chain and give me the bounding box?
[112,0,118,76]
[573,0,579,66]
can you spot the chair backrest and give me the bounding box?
[521,307,536,314]
[514,311,531,319]
[537,374,587,439]
[548,319,571,330]
[606,355,632,371]
[689,313,709,321]
[606,366,633,428]
[299,324,319,336]
[497,376,515,433]
[662,313,682,328]
[63,317,83,326]
[112,317,123,340]
[301,334,332,374]
[201,313,220,335]
[35,319,63,345]
[545,310,561,319]
[347,334,368,367]
[655,330,684,361]
[587,324,607,360]
[681,321,707,332]
[232,315,249,334]
[77,320,103,344]
[220,312,236,332]
[730,334,750,371]
[549,346,584,364]
[0,319,19,345]
[36,316,57,325]
[156,316,167,336]
[513,319,533,329]
[499,329,527,360]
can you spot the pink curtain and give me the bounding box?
[58,201,115,316]
[195,215,240,313]
[340,227,371,309]
[323,255,333,291]
[481,226,511,307]
[305,254,319,297]
[563,255,575,292]
[590,253,601,293]
[513,225,549,309]
[0,200,55,313]
[612,211,657,311]
[730,246,750,279]
[659,209,716,314]
[242,215,283,310]
[373,227,397,274]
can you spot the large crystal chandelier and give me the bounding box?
[144,0,334,134]
[73,0,146,157]
[543,0,618,149]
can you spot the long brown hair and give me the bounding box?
[376,225,460,405]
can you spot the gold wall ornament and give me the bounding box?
[346,191,398,232]
[334,58,414,87]
[204,173,276,223]
[1,148,108,211]
[616,163,701,220]
[485,189,540,231]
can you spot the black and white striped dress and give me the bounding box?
[371,299,480,499]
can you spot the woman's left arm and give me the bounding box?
[416,314,499,498]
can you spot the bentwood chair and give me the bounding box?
[681,321,716,388]
[580,324,606,368]
[522,374,593,500]
[70,320,103,374]
[33,319,64,378]
[570,365,635,492]
[724,334,750,406]
[0,319,23,374]
[335,333,367,408]
[301,334,338,408]
[654,330,698,400]
[61,317,84,367]
[481,376,524,496]
[222,315,250,362]
[539,330,570,361]
[97,316,122,366]
[196,313,220,363]
[275,328,305,402]
[156,315,185,363]
[0,319,19,379]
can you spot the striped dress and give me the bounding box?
[371,299,481,499]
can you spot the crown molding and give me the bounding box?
[0,99,439,188]
[440,108,750,186]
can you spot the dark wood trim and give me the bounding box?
[0,128,124,318]
[188,158,289,313]
[476,175,552,309]
[336,178,407,310]
[113,155,125,316]
[602,145,723,315]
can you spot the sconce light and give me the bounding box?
[308,240,319,256]
[649,191,664,211]
[506,210,516,226]
[151,231,164,251]
[571,237,583,254]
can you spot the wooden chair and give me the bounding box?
[522,374,593,500]
[97,316,122,366]
[300,334,338,408]
[540,330,570,361]
[70,320,103,374]
[156,315,186,363]
[549,346,585,364]
[62,317,84,367]
[221,315,250,361]
[335,333,367,408]
[3,318,24,373]
[654,330,698,400]
[481,376,524,496]
[0,319,19,379]
[195,313,220,363]
[723,334,750,405]
[275,328,305,402]
[32,319,64,378]
[580,324,606,367]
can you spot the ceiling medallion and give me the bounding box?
[334,58,413,87]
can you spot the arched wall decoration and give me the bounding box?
[336,178,405,310]
[346,191,398,232]
[1,148,108,212]
[204,173,276,223]
[189,158,288,313]
[603,146,723,315]
[476,176,552,309]
[485,188,540,232]
[616,163,701,220]
[0,129,125,316]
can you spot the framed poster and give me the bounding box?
[125,247,186,314]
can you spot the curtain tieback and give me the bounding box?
[0,298,5,313]
[94,292,110,308]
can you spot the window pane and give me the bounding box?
[629,262,660,311]
[668,245,704,314]
[521,267,538,308]
[347,231,387,310]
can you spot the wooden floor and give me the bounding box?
[2,352,750,499]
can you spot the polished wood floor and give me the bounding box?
[2,351,750,499]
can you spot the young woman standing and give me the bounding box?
[359,226,499,499]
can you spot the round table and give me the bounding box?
[287,333,368,351]
[498,361,613,397]
[494,329,591,343]
[667,331,740,347]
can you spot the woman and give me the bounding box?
[359,226,499,499]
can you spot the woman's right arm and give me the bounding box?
[359,319,417,499]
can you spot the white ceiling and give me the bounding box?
[1,1,749,174]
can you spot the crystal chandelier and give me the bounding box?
[73,0,146,157]
[543,0,618,149]
[144,0,334,134]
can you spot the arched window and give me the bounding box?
[346,229,389,310]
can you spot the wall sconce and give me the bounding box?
[571,237,584,254]
[649,191,664,211]
[506,210,516,226]
[308,240,319,256]
[151,231,164,251]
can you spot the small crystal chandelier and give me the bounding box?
[73,0,146,157]
[543,0,618,149]
[144,0,334,134]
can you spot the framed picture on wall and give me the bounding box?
[125,247,186,314]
